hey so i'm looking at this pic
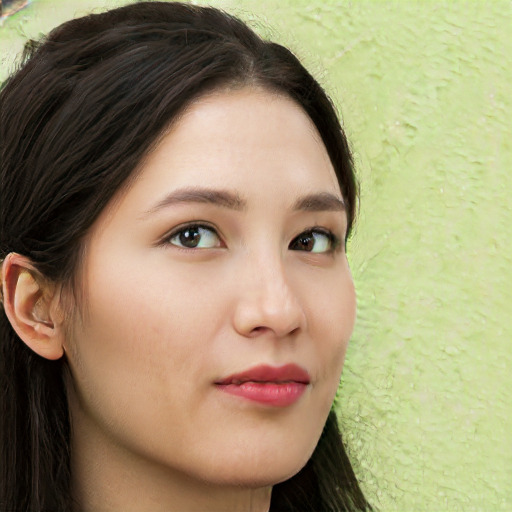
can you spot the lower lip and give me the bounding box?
[216,382,307,407]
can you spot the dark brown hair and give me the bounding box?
[0,2,371,510]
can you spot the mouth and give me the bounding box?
[215,364,310,407]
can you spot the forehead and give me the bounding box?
[122,87,342,213]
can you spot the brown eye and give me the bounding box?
[289,230,336,253]
[168,225,221,249]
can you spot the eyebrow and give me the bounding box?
[144,187,345,215]
[292,191,345,212]
[145,187,246,215]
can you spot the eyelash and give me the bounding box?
[289,227,342,253]
[162,223,343,253]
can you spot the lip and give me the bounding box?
[215,364,310,407]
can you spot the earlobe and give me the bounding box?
[1,253,65,360]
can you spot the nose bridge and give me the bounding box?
[233,244,306,338]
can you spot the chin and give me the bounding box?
[209,467,303,489]
[196,444,314,489]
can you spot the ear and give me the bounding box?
[1,253,65,360]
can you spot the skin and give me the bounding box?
[62,87,356,512]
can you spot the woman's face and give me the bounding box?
[65,87,356,487]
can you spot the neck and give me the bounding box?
[69,405,271,512]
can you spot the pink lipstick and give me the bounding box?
[215,364,310,407]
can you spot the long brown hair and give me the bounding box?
[0,2,372,510]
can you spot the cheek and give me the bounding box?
[66,267,170,421]
[307,265,356,399]
[66,256,225,427]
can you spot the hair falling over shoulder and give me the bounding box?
[0,2,372,510]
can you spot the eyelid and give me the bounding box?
[290,226,343,253]
[160,221,224,248]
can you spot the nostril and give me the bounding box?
[249,325,301,338]
[250,326,271,336]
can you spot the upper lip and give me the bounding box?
[215,364,311,385]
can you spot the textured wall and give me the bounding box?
[1,1,511,510]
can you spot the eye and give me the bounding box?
[289,229,339,254]
[167,224,221,249]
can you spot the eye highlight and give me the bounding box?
[289,228,340,254]
[166,224,222,249]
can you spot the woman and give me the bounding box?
[0,2,372,511]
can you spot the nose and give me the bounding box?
[232,258,307,339]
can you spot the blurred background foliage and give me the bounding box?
[1,1,511,510]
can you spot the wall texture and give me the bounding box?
[1,1,511,510]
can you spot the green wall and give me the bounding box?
[1,1,511,510]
